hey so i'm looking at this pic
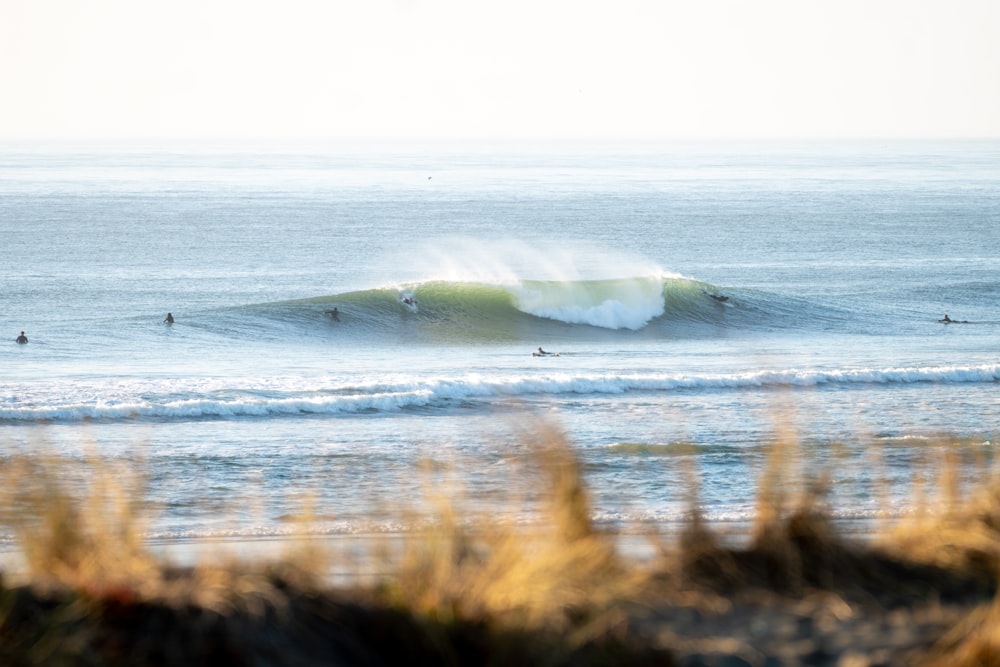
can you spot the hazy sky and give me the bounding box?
[3,0,998,141]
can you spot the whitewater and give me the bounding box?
[2,140,999,542]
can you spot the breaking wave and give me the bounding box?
[219,272,838,345]
[3,363,997,424]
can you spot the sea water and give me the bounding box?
[1,140,998,544]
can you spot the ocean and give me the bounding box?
[2,140,998,546]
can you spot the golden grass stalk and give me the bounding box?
[385,422,635,634]
[878,447,1000,583]
[0,451,160,600]
[921,595,1000,667]
[5,421,1000,665]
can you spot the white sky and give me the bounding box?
[2,0,998,141]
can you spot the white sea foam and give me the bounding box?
[2,363,997,423]
[507,275,667,330]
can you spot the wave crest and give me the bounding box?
[3,364,996,424]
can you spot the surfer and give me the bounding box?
[534,346,559,357]
[15,331,28,344]
[164,312,174,324]
[324,307,340,321]
[701,289,729,303]
[399,295,419,312]
[938,314,969,324]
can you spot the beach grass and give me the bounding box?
[1,424,999,665]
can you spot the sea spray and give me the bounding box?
[384,237,693,330]
[397,236,670,285]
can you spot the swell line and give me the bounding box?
[2,364,996,423]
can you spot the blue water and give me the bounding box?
[2,140,999,541]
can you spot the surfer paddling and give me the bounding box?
[533,346,559,357]
[702,289,729,303]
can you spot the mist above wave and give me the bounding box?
[378,237,680,330]
[387,236,675,284]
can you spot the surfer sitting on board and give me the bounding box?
[164,312,174,324]
[15,331,28,344]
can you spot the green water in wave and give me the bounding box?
[264,276,763,344]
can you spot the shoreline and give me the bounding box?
[0,517,886,586]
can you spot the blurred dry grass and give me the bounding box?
[385,423,627,624]
[0,422,999,665]
[0,452,159,596]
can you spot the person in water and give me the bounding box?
[324,307,340,321]
[941,314,952,323]
[537,346,548,355]
[164,312,174,324]
[15,331,28,344]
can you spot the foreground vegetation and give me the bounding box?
[1,424,1000,665]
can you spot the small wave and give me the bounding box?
[3,363,996,424]
[605,442,692,456]
[604,442,748,457]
